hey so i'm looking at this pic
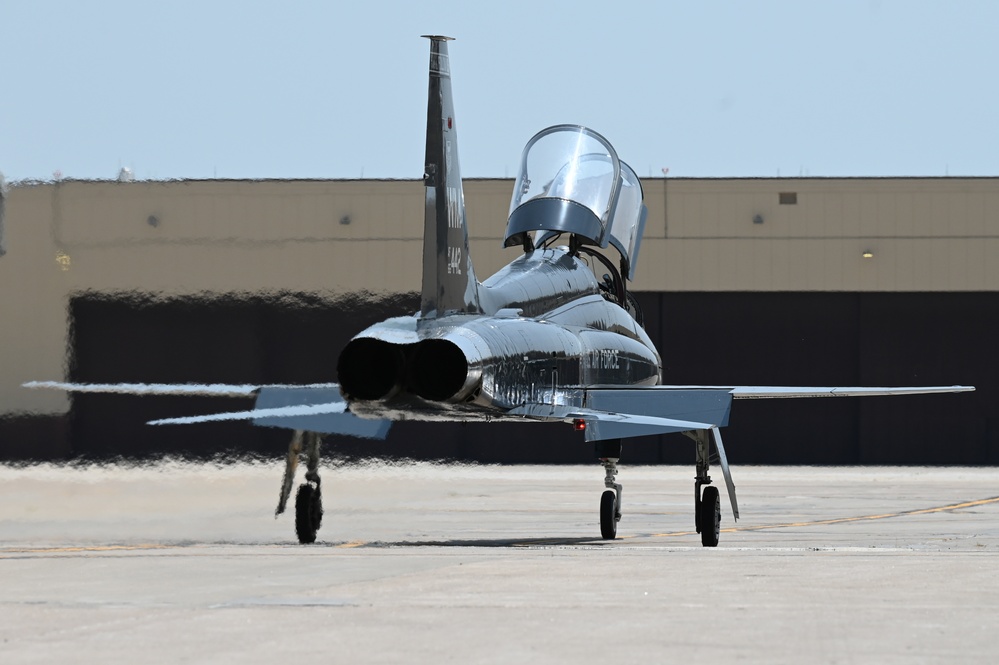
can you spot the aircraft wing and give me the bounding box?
[23,381,391,440]
[726,385,975,399]
[509,384,974,442]
[22,380,272,397]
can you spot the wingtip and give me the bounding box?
[21,381,68,390]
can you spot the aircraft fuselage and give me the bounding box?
[339,247,661,421]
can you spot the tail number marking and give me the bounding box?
[447,186,462,229]
[447,246,463,275]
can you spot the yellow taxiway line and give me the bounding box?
[1,544,173,554]
[650,495,999,538]
[4,496,996,552]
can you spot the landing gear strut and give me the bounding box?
[596,439,623,540]
[685,428,728,547]
[276,430,324,544]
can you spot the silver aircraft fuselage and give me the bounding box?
[340,247,660,421]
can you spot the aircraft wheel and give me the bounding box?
[699,485,720,547]
[600,490,618,540]
[295,483,323,544]
[694,493,701,533]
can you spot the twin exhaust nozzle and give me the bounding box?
[337,337,474,402]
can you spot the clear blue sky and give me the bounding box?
[3,0,997,181]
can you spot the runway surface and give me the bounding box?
[2,461,997,663]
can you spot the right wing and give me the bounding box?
[727,385,975,399]
[509,384,975,441]
[636,385,975,398]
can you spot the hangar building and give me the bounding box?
[0,176,995,464]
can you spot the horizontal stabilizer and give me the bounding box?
[149,401,391,439]
[586,388,733,428]
[508,403,714,441]
[149,401,346,426]
[252,385,391,438]
[574,409,714,442]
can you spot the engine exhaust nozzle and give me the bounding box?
[337,338,405,401]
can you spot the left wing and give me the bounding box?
[23,380,271,397]
[23,381,391,439]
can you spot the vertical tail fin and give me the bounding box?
[420,36,481,318]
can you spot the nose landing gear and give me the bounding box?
[596,439,623,540]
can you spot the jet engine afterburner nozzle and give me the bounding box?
[406,339,469,402]
[337,338,405,400]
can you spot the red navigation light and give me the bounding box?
[573,419,586,432]
[447,117,452,129]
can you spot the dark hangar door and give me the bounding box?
[636,291,996,465]
[66,291,995,464]
[67,292,419,458]
[66,292,602,463]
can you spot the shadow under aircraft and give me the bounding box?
[27,36,974,546]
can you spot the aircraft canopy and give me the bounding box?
[504,125,646,279]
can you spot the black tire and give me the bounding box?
[295,483,322,544]
[310,484,323,532]
[600,490,618,540]
[694,493,702,533]
[699,485,720,547]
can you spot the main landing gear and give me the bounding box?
[596,439,623,539]
[593,430,737,546]
[684,427,738,548]
[276,430,324,544]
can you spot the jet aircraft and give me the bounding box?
[27,36,973,546]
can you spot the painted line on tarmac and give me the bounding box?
[0,544,174,554]
[649,495,999,538]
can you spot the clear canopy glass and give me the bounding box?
[608,162,645,279]
[506,125,646,279]
[509,126,621,236]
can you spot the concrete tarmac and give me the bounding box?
[1,461,997,664]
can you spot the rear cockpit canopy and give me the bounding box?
[504,125,647,280]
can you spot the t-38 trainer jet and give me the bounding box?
[27,36,973,546]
